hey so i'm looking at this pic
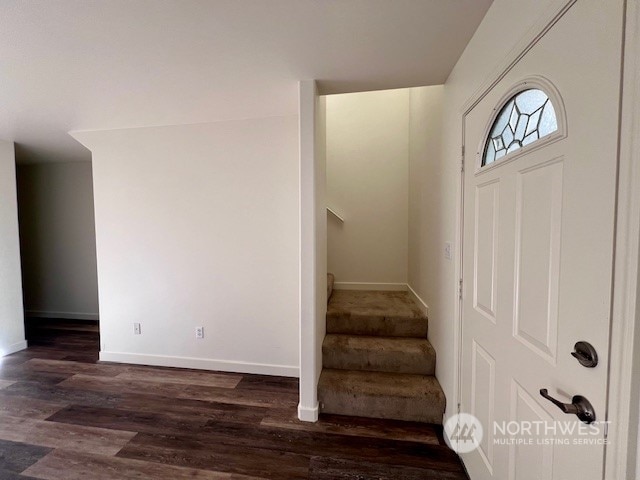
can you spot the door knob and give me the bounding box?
[539,389,596,424]
[571,341,598,367]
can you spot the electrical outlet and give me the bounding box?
[133,323,141,335]
[445,242,453,260]
[195,326,204,339]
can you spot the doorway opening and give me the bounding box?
[16,158,100,362]
[316,86,448,422]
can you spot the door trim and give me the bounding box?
[454,0,638,477]
[605,1,640,477]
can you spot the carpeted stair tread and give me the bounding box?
[318,369,445,424]
[323,334,435,375]
[327,290,427,337]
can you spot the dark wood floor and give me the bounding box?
[0,319,468,479]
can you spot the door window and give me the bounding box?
[483,88,558,166]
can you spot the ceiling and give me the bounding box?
[0,0,493,164]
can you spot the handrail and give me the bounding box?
[326,207,344,222]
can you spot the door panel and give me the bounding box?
[471,340,496,472]
[474,180,499,323]
[510,380,554,480]
[513,158,562,362]
[460,1,624,479]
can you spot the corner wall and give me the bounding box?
[71,116,300,376]
[0,140,26,355]
[298,80,327,421]
[17,161,99,320]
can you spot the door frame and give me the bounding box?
[453,0,640,477]
[605,0,640,475]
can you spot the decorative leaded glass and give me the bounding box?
[482,89,558,166]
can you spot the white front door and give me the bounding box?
[459,1,624,479]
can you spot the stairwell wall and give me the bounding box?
[326,89,410,288]
[407,85,444,311]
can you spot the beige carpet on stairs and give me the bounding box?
[327,273,335,301]
[318,289,445,424]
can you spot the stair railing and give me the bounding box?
[326,207,344,222]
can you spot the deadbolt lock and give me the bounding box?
[571,341,598,368]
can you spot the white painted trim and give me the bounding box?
[407,284,429,316]
[297,402,319,422]
[604,1,640,478]
[460,0,577,115]
[26,310,99,321]
[99,351,299,378]
[0,340,28,357]
[333,282,408,292]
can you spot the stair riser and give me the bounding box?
[322,348,435,375]
[327,314,428,338]
[318,391,444,424]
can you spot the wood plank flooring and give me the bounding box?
[0,318,469,479]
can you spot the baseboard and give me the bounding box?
[26,310,99,321]
[0,339,28,357]
[99,351,299,378]
[298,402,319,422]
[407,284,429,316]
[333,282,408,292]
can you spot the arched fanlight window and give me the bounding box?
[482,88,558,166]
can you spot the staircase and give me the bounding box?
[318,289,445,424]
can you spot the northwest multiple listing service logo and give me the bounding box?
[445,413,484,454]
[445,413,610,454]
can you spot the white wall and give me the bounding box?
[71,116,300,376]
[326,89,409,287]
[298,80,327,421]
[408,85,444,306]
[0,140,26,355]
[17,162,99,320]
[410,0,558,420]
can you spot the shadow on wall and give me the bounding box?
[16,160,100,322]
